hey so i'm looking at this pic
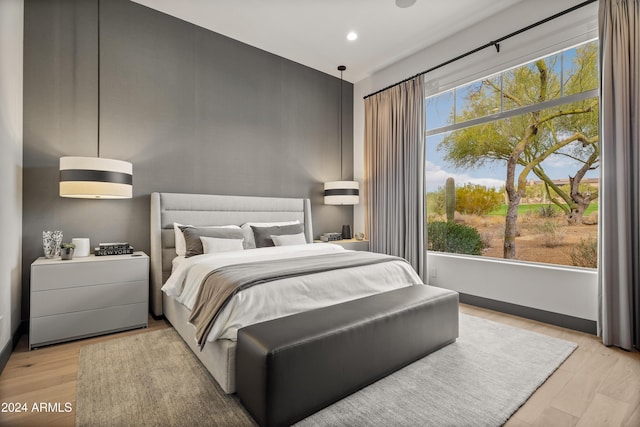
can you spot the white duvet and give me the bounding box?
[162,243,423,342]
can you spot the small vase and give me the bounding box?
[341,224,352,240]
[43,230,63,259]
[61,247,74,260]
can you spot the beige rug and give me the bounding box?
[76,315,577,427]
[76,328,254,427]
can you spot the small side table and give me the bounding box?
[314,238,370,251]
[29,252,149,349]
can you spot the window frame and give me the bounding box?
[424,40,600,270]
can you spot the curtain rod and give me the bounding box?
[363,0,597,100]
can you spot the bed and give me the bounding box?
[149,192,423,394]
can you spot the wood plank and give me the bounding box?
[504,415,532,427]
[623,402,640,427]
[550,349,618,417]
[513,367,574,423]
[596,350,640,405]
[532,406,578,427]
[575,393,629,427]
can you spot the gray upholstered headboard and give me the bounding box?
[149,192,313,316]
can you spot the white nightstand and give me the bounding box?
[29,252,149,350]
[314,238,370,251]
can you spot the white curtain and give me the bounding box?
[364,77,426,279]
[598,0,639,350]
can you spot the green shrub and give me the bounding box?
[428,221,483,255]
[570,237,598,268]
[455,184,503,216]
[426,189,445,216]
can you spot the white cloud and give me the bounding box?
[425,161,504,191]
[543,155,578,169]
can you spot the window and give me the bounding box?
[425,40,599,269]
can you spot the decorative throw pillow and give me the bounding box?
[200,236,244,254]
[271,233,308,247]
[179,226,245,257]
[174,223,240,256]
[250,223,305,248]
[240,220,300,249]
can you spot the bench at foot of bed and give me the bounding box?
[236,284,459,427]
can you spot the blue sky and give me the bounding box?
[425,115,599,193]
[426,133,505,192]
[424,43,599,193]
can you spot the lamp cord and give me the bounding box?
[338,66,345,181]
[97,0,101,158]
[340,68,342,180]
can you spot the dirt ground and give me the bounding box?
[457,213,598,267]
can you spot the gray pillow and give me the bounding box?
[179,226,245,257]
[251,223,305,248]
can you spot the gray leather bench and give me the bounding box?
[236,285,459,427]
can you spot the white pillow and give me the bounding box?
[200,236,244,254]
[271,233,308,247]
[174,223,241,256]
[240,220,301,249]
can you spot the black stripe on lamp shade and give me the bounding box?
[324,181,360,205]
[59,169,132,185]
[59,156,133,199]
[324,188,359,196]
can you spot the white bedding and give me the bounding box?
[162,243,423,342]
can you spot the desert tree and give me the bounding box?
[437,42,599,259]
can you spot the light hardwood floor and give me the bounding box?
[1,306,638,427]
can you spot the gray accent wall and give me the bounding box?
[23,0,354,318]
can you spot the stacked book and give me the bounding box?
[95,242,134,256]
[320,232,342,242]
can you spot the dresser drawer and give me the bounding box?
[31,280,148,317]
[31,257,148,291]
[29,303,148,348]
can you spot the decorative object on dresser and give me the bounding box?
[319,232,342,242]
[341,224,351,239]
[29,252,149,350]
[95,242,134,256]
[42,230,63,259]
[72,237,91,257]
[354,232,365,241]
[60,242,75,260]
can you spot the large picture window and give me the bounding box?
[425,40,599,268]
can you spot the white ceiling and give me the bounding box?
[131,0,524,83]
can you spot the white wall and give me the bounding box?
[0,0,24,353]
[353,0,598,320]
[428,254,597,320]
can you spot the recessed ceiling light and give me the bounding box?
[347,31,358,41]
[395,0,417,8]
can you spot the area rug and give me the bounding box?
[76,314,577,427]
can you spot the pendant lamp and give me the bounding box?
[324,65,359,205]
[59,0,133,199]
